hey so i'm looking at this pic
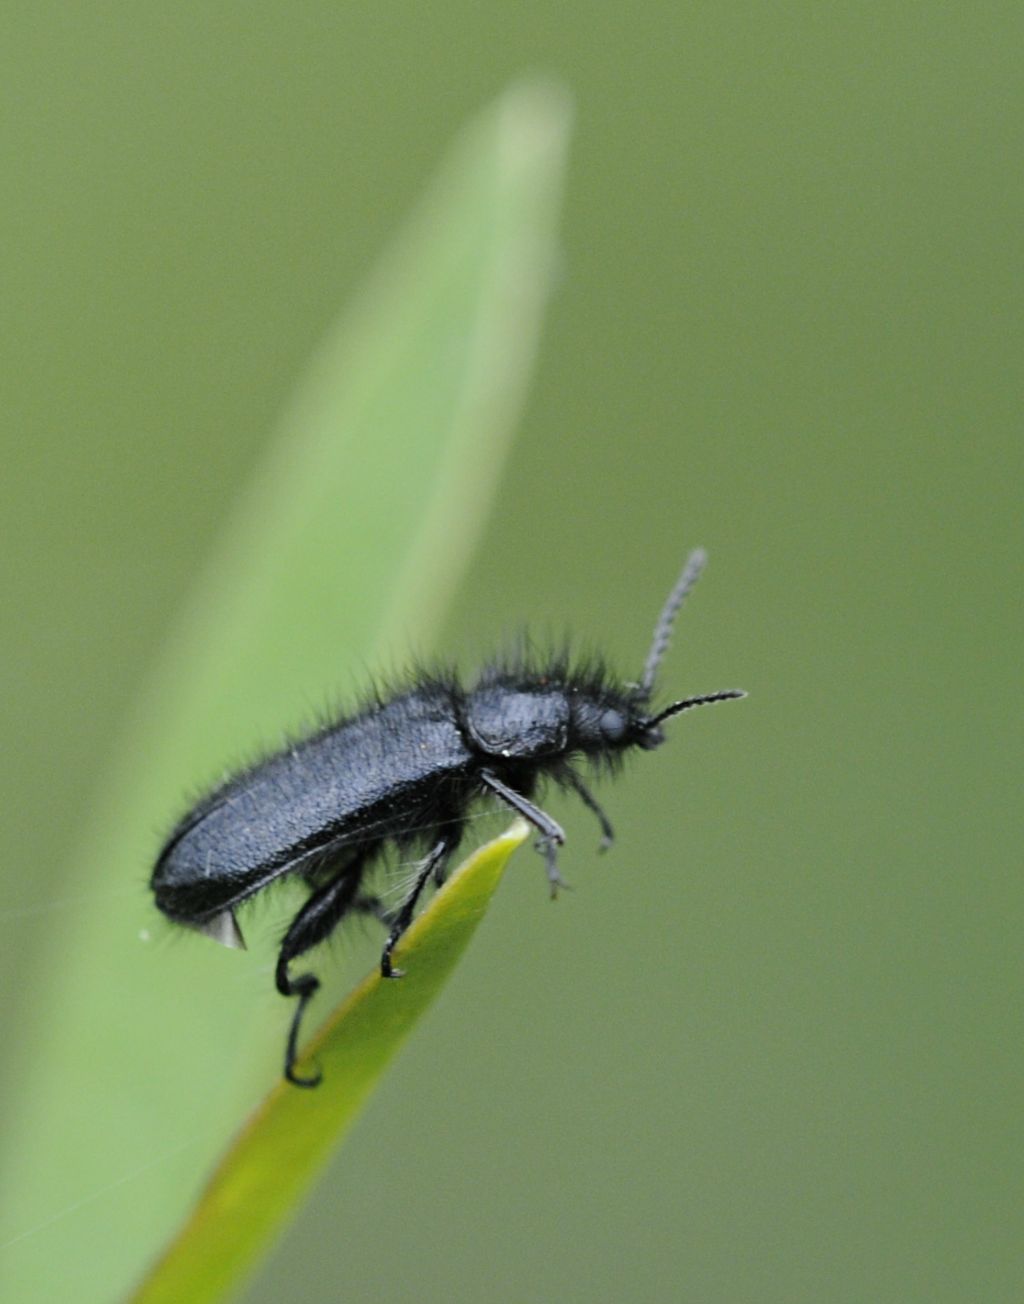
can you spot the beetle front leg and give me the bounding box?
[479,769,569,898]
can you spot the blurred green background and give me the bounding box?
[2,4,1021,1303]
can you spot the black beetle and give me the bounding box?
[151,549,744,1085]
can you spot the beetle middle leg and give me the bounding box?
[380,836,453,979]
[276,863,373,1087]
[479,769,569,898]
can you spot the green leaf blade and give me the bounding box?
[0,82,569,1304]
[133,822,529,1304]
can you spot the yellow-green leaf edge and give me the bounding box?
[132,820,529,1304]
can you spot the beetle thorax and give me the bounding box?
[463,685,571,760]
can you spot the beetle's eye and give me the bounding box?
[599,709,627,742]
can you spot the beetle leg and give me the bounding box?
[380,837,451,979]
[480,769,565,843]
[276,866,368,1087]
[537,839,571,898]
[479,769,568,898]
[563,769,615,852]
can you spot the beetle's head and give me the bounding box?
[568,694,662,756]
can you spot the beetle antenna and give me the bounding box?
[647,689,746,727]
[639,548,707,695]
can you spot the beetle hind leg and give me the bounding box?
[275,865,370,1087]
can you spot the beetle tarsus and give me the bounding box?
[278,968,322,1087]
[539,837,572,898]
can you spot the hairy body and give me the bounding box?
[151,551,744,1085]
